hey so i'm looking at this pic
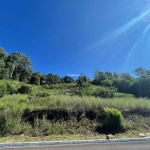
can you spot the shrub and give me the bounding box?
[92,87,115,98]
[0,83,17,97]
[102,107,125,132]
[6,83,17,95]
[18,85,31,94]
[73,88,91,96]
[0,84,7,98]
[30,75,40,85]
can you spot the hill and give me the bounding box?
[0,79,150,141]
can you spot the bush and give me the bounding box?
[6,83,17,95]
[0,83,17,97]
[18,85,31,94]
[92,87,115,98]
[30,75,40,85]
[73,88,91,96]
[0,84,7,98]
[102,107,125,132]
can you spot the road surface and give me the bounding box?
[1,141,150,150]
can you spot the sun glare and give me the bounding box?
[85,3,150,70]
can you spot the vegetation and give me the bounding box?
[1,47,150,141]
[102,108,125,132]
[0,90,150,138]
[18,85,32,94]
[1,47,150,98]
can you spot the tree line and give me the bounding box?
[1,47,150,98]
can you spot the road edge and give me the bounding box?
[1,137,150,147]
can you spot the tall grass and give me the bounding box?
[1,94,150,113]
[25,96,150,111]
[0,94,150,137]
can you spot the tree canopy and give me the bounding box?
[1,47,150,98]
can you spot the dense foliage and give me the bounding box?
[18,85,32,94]
[0,80,150,137]
[1,47,150,138]
[1,47,150,98]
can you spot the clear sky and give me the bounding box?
[1,0,150,78]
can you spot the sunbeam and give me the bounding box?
[65,2,150,73]
[106,23,141,65]
[121,22,150,70]
[143,22,150,33]
[121,43,137,71]
[87,7,150,54]
[107,42,127,66]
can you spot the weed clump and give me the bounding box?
[102,107,125,132]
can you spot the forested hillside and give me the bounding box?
[1,47,150,98]
[1,47,150,140]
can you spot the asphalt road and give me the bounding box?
[1,141,150,150]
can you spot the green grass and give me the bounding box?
[0,130,150,143]
[114,92,135,98]
[1,94,150,137]
[0,79,73,97]
[1,80,150,140]
[1,93,149,112]
[24,95,150,111]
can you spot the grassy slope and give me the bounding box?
[0,80,150,141]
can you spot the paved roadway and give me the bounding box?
[1,141,150,150]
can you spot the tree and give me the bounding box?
[0,68,10,79]
[119,73,134,81]
[112,72,119,79]
[46,74,61,85]
[103,79,113,87]
[15,67,32,83]
[133,67,146,78]
[30,75,40,85]
[105,72,113,80]
[0,48,8,79]
[115,79,132,93]
[61,76,75,83]
[53,75,61,84]
[146,70,150,77]
[0,47,8,64]
[40,74,47,85]
[112,72,135,94]
[131,77,150,98]
[7,52,32,79]
[30,72,46,85]
[76,74,90,88]
[92,70,106,85]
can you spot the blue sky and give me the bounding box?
[1,0,150,78]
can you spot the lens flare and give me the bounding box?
[121,22,150,70]
[87,8,150,54]
[73,3,150,71]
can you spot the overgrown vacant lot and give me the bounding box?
[1,94,150,140]
[1,80,150,141]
